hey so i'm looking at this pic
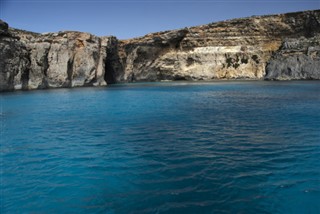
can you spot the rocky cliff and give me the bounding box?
[266,36,320,80]
[1,10,319,91]
[0,20,30,91]
[1,20,114,91]
[114,10,320,82]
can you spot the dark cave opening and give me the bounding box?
[104,58,116,84]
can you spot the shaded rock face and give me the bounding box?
[0,20,30,91]
[1,27,111,91]
[11,30,110,89]
[104,37,123,84]
[265,36,320,80]
[0,10,320,91]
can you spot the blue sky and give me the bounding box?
[0,0,319,39]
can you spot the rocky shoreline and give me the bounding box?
[1,10,319,92]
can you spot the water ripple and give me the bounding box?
[2,81,320,213]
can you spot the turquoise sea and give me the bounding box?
[1,81,320,213]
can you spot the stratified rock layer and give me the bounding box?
[113,10,320,82]
[0,10,319,91]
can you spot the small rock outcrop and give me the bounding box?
[0,9,320,92]
[265,36,320,80]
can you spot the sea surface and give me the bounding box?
[1,81,320,213]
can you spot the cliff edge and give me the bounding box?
[1,10,320,91]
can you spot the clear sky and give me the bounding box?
[0,0,319,39]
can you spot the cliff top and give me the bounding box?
[120,9,320,43]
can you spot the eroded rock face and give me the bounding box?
[113,10,320,82]
[0,20,30,91]
[0,27,111,91]
[265,36,320,80]
[11,30,109,89]
[1,9,320,91]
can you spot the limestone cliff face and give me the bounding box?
[113,10,320,82]
[10,29,110,90]
[1,24,112,91]
[0,10,320,91]
[265,36,320,80]
[0,20,30,91]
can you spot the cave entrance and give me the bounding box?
[104,58,116,84]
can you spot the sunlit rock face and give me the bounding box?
[112,10,320,82]
[0,10,319,91]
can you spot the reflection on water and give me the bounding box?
[2,81,320,213]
